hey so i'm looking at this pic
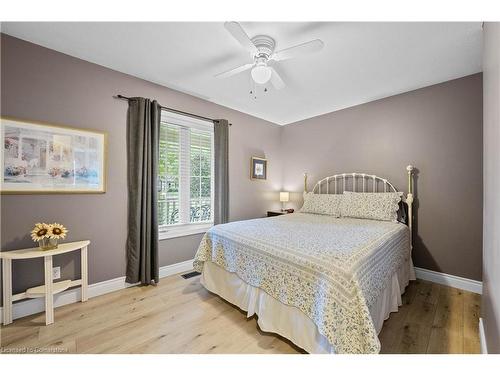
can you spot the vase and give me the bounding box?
[39,237,58,251]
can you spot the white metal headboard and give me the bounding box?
[311,173,399,194]
[303,165,415,249]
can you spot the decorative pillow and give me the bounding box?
[300,192,343,217]
[340,191,403,222]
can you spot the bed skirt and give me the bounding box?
[200,257,416,354]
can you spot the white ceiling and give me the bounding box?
[1,22,482,125]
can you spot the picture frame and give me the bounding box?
[250,156,267,180]
[1,117,107,194]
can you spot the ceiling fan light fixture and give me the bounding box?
[251,63,272,84]
[217,22,324,90]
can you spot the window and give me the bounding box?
[158,110,214,239]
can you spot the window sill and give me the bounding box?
[159,223,213,240]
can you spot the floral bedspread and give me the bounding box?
[193,213,410,354]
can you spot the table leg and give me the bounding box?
[2,258,13,325]
[44,255,54,325]
[81,246,88,302]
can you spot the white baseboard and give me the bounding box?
[1,262,481,323]
[414,267,482,294]
[479,318,488,354]
[158,259,195,279]
[0,259,194,323]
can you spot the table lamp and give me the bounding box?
[280,191,290,212]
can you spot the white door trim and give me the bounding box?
[479,318,488,354]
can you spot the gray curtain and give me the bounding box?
[214,119,229,225]
[125,97,160,285]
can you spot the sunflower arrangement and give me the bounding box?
[50,223,68,240]
[31,222,68,250]
[31,223,51,242]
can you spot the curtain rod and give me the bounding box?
[114,95,231,126]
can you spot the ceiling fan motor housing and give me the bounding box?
[251,35,276,59]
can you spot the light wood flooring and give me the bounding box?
[0,274,481,354]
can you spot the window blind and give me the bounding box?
[158,110,214,229]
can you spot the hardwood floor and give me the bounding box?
[0,275,481,354]
[379,279,481,353]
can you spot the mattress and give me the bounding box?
[193,213,414,354]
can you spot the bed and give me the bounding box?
[193,166,416,354]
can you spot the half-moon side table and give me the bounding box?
[1,240,90,326]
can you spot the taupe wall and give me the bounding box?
[281,73,483,281]
[482,22,500,354]
[0,33,484,303]
[0,34,283,295]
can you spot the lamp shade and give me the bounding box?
[279,191,290,202]
[251,64,272,84]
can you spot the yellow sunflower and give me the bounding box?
[30,223,51,242]
[50,223,68,240]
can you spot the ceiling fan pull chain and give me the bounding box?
[249,76,257,99]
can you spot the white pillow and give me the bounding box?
[340,191,403,222]
[300,193,343,217]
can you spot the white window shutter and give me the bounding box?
[158,109,214,235]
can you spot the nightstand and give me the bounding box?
[267,210,287,217]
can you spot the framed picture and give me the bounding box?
[250,157,267,180]
[1,117,107,194]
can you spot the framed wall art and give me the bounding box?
[1,117,107,194]
[250,156,267,180]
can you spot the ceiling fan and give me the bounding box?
[215,22,324,90]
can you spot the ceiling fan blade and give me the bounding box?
[214,63,254,79]
[269,67,286,90]
[271,39,324,62]
[224,21,258,55]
